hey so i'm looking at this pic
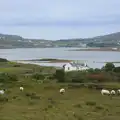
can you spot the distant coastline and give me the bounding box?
[69,47,120,52]
[13,58,120,64]
[22,58,72,63]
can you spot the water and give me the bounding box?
[0,48,120,68]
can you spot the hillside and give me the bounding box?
[55,32,120,47]
[0,32,120,48]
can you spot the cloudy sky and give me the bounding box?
[0,0,120,40]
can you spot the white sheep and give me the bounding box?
[59,88,65,94]
[101,89,110,96]
[20,87,24,91]
[0,89,5,95]
[110,90,116,95]
[117,89,120,95]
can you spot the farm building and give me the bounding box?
[63,61,89,72]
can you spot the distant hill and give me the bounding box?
[55,32,120,47]
[0,32,120,48]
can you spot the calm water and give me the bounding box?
[0,48,120,68]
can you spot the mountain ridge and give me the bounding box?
[0,32,120,48]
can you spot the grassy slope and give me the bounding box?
[1,84,120,120]
[0,62,56,75]
[0,62,120,120]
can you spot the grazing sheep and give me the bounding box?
[110,90,116,95]
[117,89,120,95]
[59,88,65,94]
[20,86,24,91]
[101,89,110,96]
[0,89,5,95]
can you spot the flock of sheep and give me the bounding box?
[0,86,63,95]
[0,86,24,95]
[0,86,120,97]
[60,88,120,96]
[101,89,120,96]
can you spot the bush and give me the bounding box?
[94,68,101,72]
[86,72,111,82]
[13,64,21,67]
[65,71,87,83]
[87,68,95,73]
[113,67,120,73]
[32,73,45,80]
[0,58,8,62]
[104,63,115,72]
[0,73,18,83]
[55,69,65,82]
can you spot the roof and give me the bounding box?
[63,62,89,68]
[70,62,85,67]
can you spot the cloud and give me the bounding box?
[0,0,120,39]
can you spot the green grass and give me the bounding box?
[0,82,120,120]
[0,61,120,120]
[0,62,56,75]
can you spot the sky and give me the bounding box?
[0,0,120,40]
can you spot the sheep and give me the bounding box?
[59,88,65,94]
[117,89,120,95]
[110,90,116,95]
[101,89,110,96]
[0,89,5,95]
[20,86,24,91]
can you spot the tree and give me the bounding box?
[104,63,115,72]
[55,69,65,82]
[0,58,8,62]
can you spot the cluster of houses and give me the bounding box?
[63,61,89,72]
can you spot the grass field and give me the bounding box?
[0,62,56,75]
[0,61,120,120]
[0,82,120,120]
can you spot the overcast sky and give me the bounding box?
[0,0,120,40]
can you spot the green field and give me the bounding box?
[0,83,120,120]
[0,61,120,120]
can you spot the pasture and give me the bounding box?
[0,61,120,120]
[0,83,120,120]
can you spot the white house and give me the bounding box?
[63,61,89,72]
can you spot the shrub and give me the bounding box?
[55,69,65,82]
[0,73,18,83]
[87,68,95,73]
[94,68,101,72]
[104,62,115,72]
[113,67,120,73]
[13,64,21,67]
[0,58,8,62]
[86,73,111,82]
[32,73,45,80]
[65,71,87,83]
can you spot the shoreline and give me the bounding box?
[69,47,120,52]
[16,58,86,63]
[13,58,120,64]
